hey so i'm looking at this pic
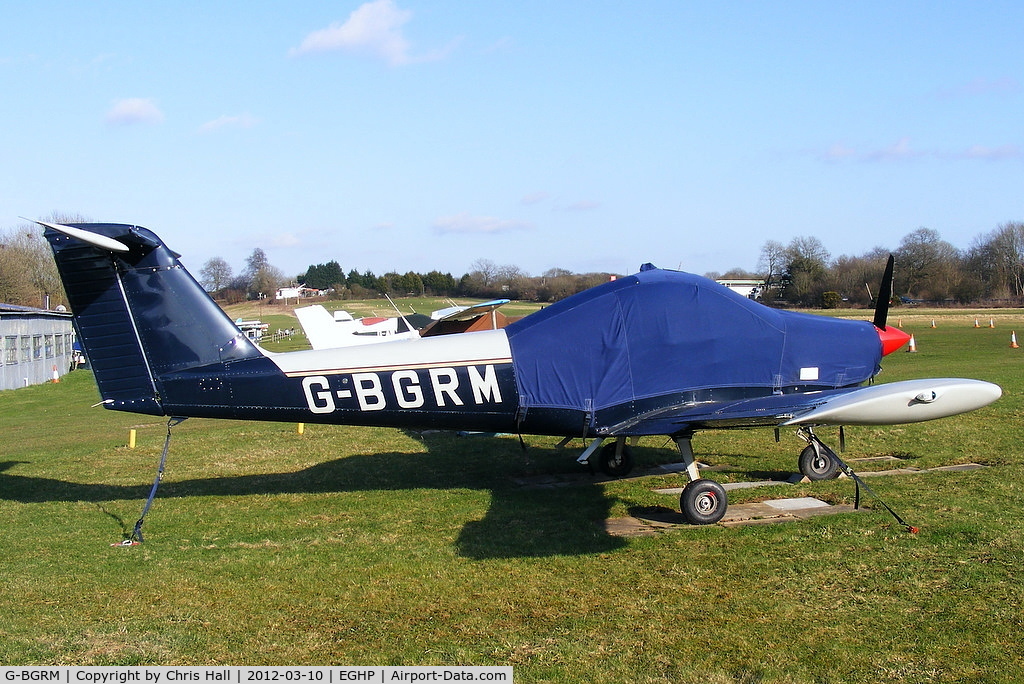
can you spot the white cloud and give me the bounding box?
[433,212,532,235]
[198,114,259,134]
[864,137,920,162]
[105,98,164,126]
[269,232,302,248]
[936,77,1021,99]
[821,143,858,162]
[520,191,549,205]
[290,0,414,65]
[957,144,1022,161]
[821,138,1023,163]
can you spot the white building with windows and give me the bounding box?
[716,278,765,299]
[0,304,76,391]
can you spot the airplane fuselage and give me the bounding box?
[154,330,524,433]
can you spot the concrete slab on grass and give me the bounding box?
[606,497,862,537]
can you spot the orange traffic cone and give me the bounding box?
[906,335,917,353]
[51,365,59,383]
[930,320,936,328]
[974,319,981,328]
[1012,331,1020,349]
[990,319,996,328]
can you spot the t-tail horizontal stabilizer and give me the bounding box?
[25,218,131,252]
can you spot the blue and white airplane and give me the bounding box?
[38,220,1001,525]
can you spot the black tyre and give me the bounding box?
[798,444,839,481]
[599,442,634,477]
[679,479,728,525]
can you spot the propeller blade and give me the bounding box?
[873,254,895,329]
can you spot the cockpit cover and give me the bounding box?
[505,268,881,414]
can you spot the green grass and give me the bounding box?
[1,312,1023,681]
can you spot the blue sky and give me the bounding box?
[3,1,1022,280]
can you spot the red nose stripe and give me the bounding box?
[877,325,912,356]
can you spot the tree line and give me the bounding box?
[198,252,619,304]
[2,217,1023,310]
[728,222,1024,308]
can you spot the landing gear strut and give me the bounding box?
[599,438,634,477]
[674,433,727,525]
[573,436,635,478]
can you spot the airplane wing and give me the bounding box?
[438,296,509,321]
[432,299,510,322]
[602,378,1001,436]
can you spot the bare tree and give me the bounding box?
[199,257,233,292]
[0,215,79,308]
[895,228,960,300]
[756,240,786,302]
[241,247,283,299]
[777,236,831,306]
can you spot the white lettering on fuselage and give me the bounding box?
[392,369,424,408]
[301,365,503,414]
[352,372,386,411]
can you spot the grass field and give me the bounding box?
[1,310,1022,682]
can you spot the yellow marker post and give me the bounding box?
[129,429,137,449]
[297,423,305,435]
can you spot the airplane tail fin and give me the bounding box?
[294,304,342,350]
[40,221,263,414]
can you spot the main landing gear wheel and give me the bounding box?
[599,442,634,477]
[798,443,840,481]
[679,479,728,525]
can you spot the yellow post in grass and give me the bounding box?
[129,429,137,449]
[297,423,305,435]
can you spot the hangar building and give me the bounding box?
[0,304,76,391]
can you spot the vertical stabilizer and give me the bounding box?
[43,222,263,414]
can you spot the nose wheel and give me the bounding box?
[797,428,841,480]
[798,443,840,480]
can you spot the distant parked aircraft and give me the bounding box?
[295,299,512,350]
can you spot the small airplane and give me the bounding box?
[37,220,1001,526]
[294,304,425,349]
[295,298,512,350]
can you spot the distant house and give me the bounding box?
[0,304,76,391]
[276,286,326,300]
[276,286,303,300]
[716,278,765,299]
[234,319,269,342]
